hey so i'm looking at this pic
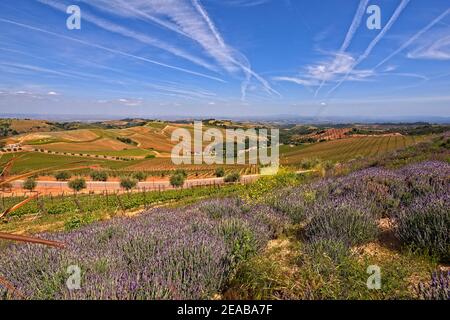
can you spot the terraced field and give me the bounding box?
[6,123,229,156]
[281,135,428,166]
[0,152,133,174]
[125,157,255,176]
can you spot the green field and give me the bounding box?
[0,152,138,174]
[281,135,427,165]
[0,184,243,234]
[146,121,168,130]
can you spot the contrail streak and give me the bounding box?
[374,8,450,69]
[192,0,280,98]
[326,0,411,97]
[315,0,369,97]
[0,18,226,83]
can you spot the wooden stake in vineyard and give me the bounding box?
[0,159,66,299]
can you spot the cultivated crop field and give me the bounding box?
[0,152,131,175]
[281,135,427,166]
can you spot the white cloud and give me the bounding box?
[327,0,411,96]
[0,88,60,100]
[273,53,376,89]
[0,18,225,83]
[38,0,218,72]
[375,9,450,68]
[407,34,450,60]
[78,0,278,99]
[96,98,144,106]
[273,76,319,87]
[117,98,143,106]
[383,65,397,72]
[315,0,369,96]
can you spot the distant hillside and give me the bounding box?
[0,119,57,137]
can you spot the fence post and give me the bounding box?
[143,187,147,209]
[116,194,125,214]
[73,197,83,213]
[37,196,47,215]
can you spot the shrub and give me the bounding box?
[64,214,97,231]
[22,177,37,192]
[120,177,137,191]
[116,137,137,146]
[68,178,87,193]
[299,158,320,170]
[90,171,108,182]
[215,167,225,178]
[225,253,288,300]
[417,271,450,300]
[395,195,449,262]
[305,200,378,248]
[1,182,12,191]
[55,171,71,181]
[174,169,187,178]
[198,198,244,219]
[132,172,147,182]
[224,172,240,183]
[170,173,185,188]
[268,188,312,224]
[219,219,258,267]
[244,170,302,202]
[0,199,283,300]
[145,154,156,159]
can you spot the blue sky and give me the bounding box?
[0,0,449,118]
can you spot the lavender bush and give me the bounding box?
[304,197,379,248]
[0,199,288,300]
[267,161,449,257]
[417,271,450,300]
[395,194,449,262]
[268,187,313,224]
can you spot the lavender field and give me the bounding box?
[0,159,449,300]
[0,199,289,299]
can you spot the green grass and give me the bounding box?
[279,144,310,154]
[0,184,243,234]
[146,121,167,130]
[225,231,435,300]
[26,138,64,145]
[0,152,138,174]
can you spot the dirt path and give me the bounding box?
[3,175,259,196]
[2,170,316,197]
